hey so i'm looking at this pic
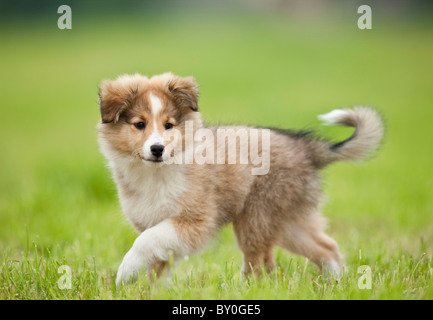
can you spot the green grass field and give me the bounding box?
[1,5,433,300]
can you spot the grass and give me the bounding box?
[1,4,433,299]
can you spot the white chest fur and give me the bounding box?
[113,160,187,231]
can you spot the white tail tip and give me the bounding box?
[318,109,349,125]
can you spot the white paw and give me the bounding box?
[323,260,342,279]
[116,248,146,287]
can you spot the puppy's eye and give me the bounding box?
[164,123,174,130]
[135,122,145,130]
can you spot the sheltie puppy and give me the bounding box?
[96,73,384,286]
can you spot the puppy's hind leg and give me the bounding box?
[233,218,277,277]
[279,212,343,278]
[239,246,275,276]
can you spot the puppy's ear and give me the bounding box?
[98,75,143,123]
[167,76,199,112]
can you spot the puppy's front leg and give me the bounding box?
[116,219,190,286]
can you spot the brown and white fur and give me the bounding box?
[96,73,384,286]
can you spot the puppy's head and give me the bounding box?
[97,73,202,165]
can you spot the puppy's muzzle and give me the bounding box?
[150,144,164,158]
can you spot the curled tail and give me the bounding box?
[314,106,385,167]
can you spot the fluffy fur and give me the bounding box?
[96,73,384,286]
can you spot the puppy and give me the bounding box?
[96,73,384,286]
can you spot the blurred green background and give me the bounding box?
[0,0,432,299]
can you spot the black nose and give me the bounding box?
[150,144,164,158]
